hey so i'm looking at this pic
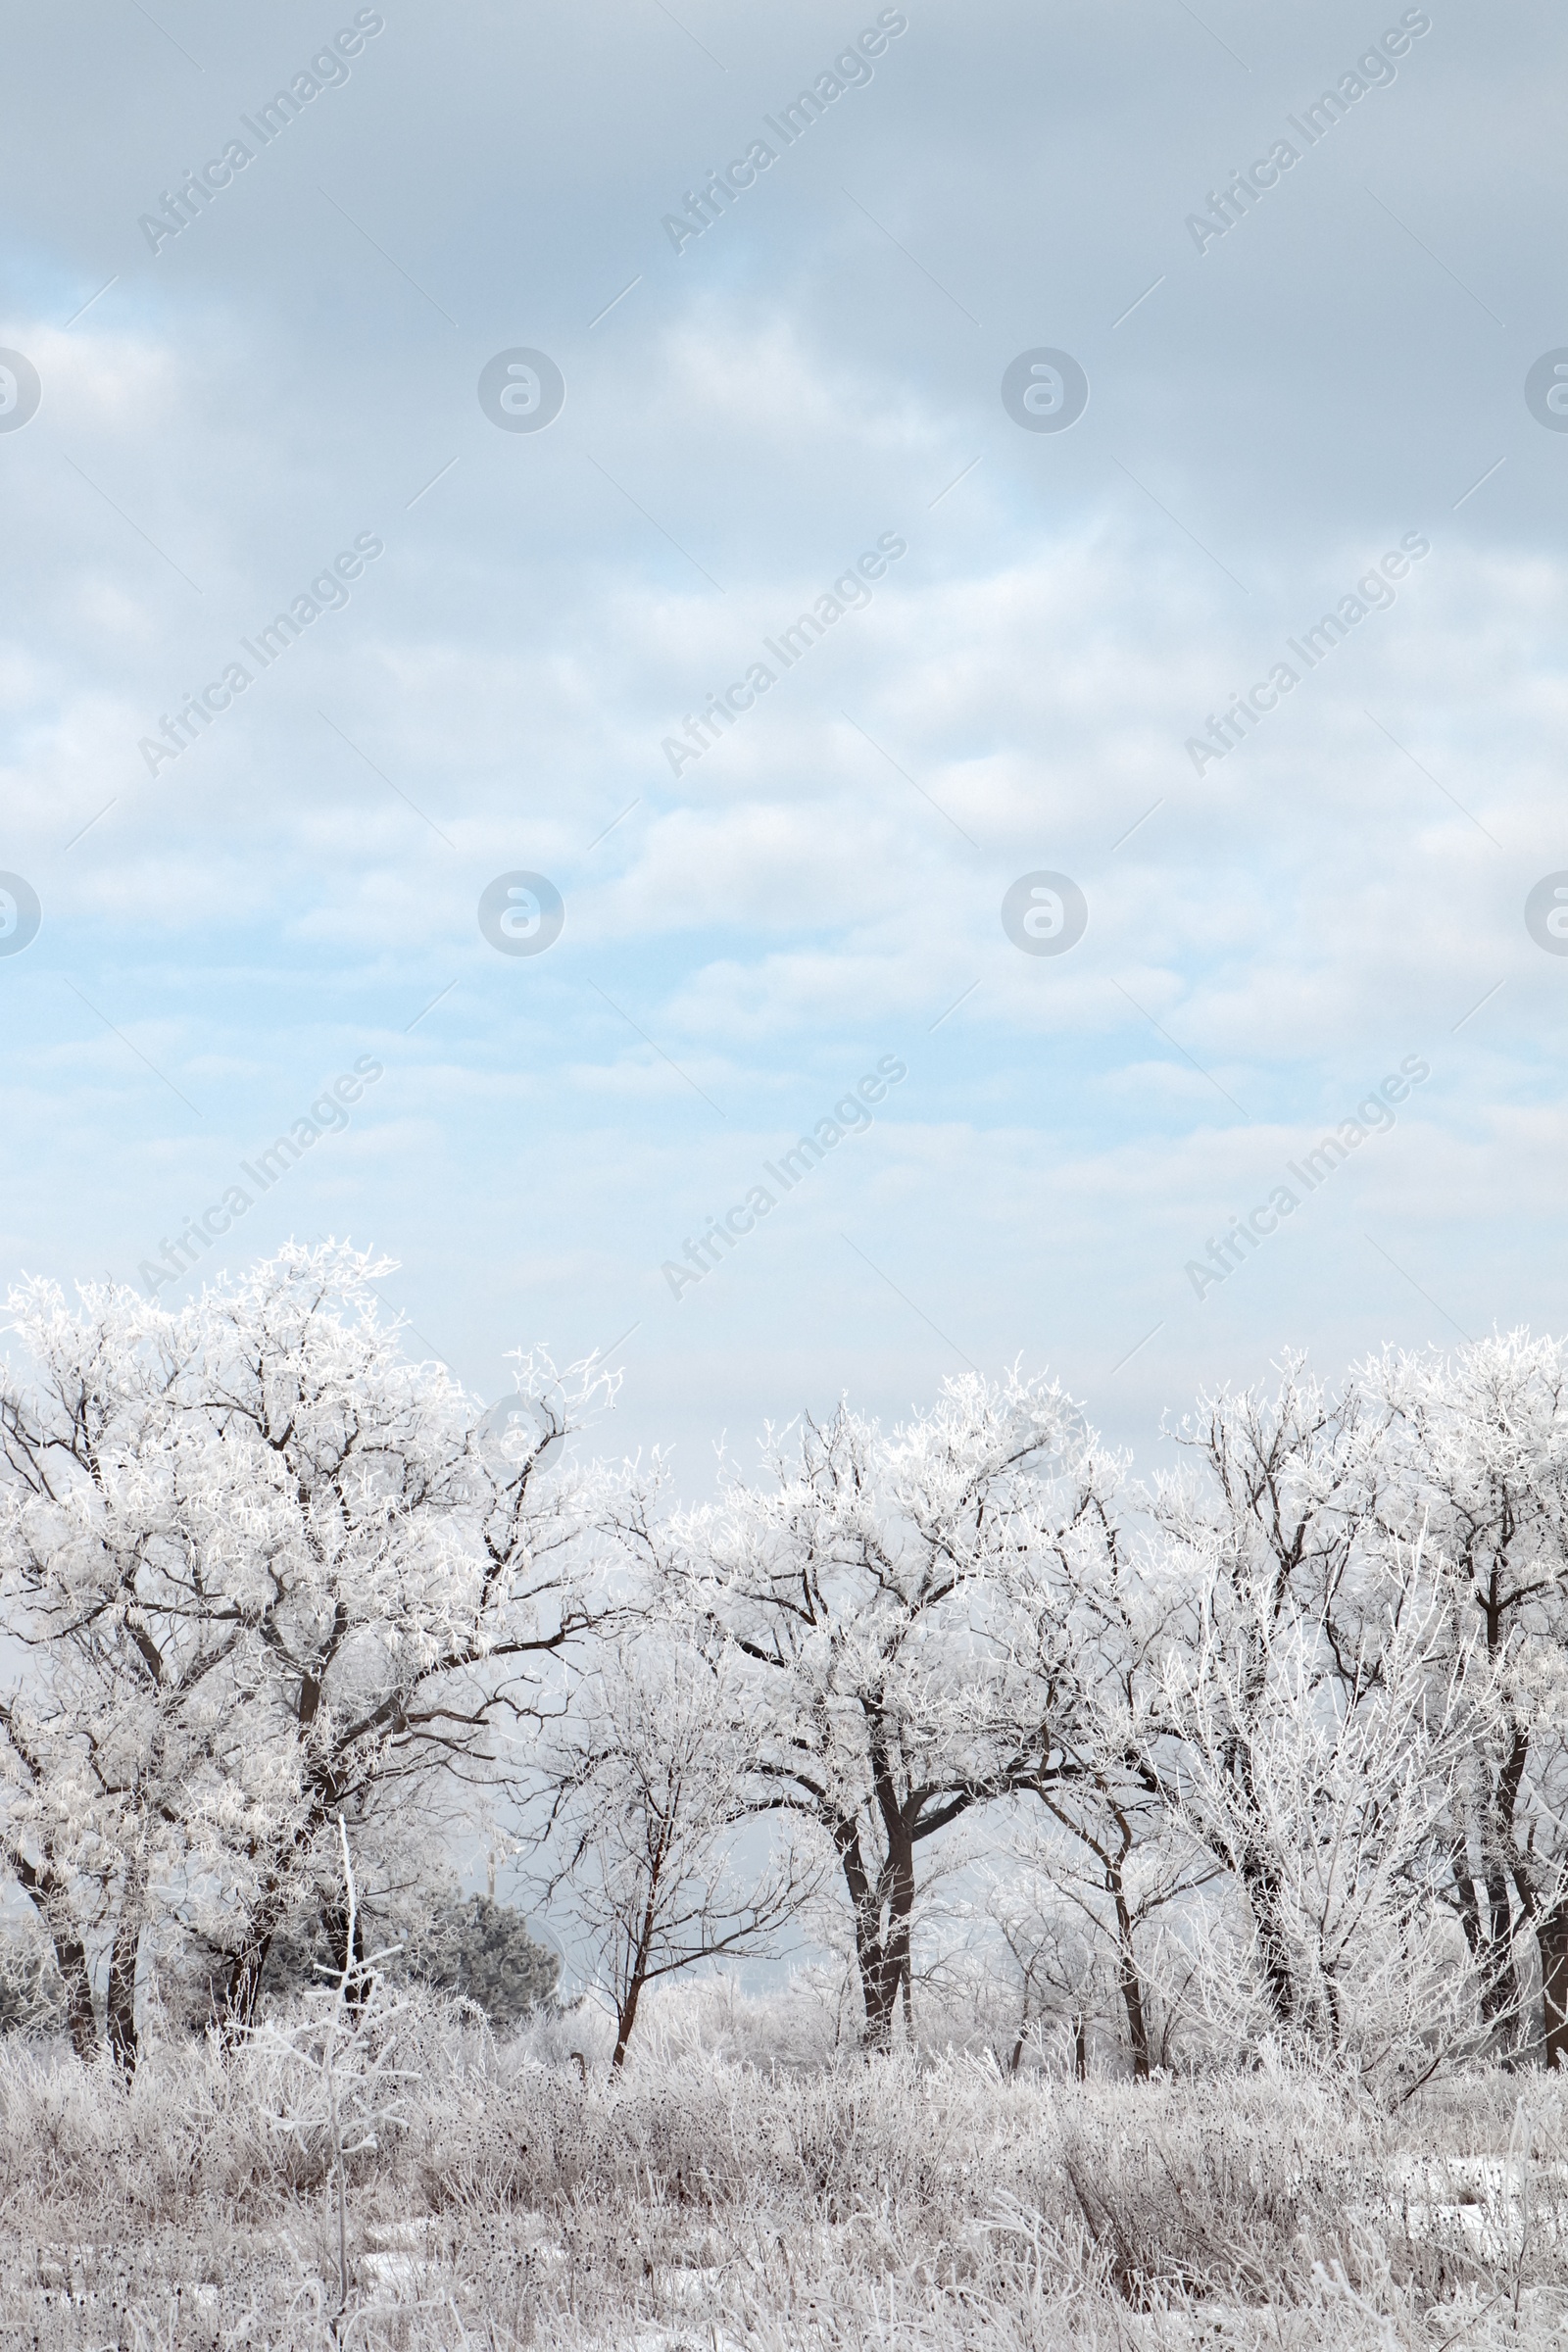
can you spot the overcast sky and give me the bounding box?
[2,0,1564,1482]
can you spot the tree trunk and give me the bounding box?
[610,1875,662,2072]
[612,1974,646,2070]
[56,1931,98,2060]
[1450,1850,1485,1968]
[106,1916,140,2080]
[860,1959,898,2051]
[1073,2012,1088,2080]
[12,1854,98,2059]
[1540,1906,1568,2072]
[1240,1851,1296,2029]
[1482,1736,1530,2047]
[832,1819,896,2054]
[1481,1864,1523,2039]
[1110,1882,1151,2081]
[1450,1843,1522,2044]
[106,1858,148,2080]
[221,1932,274,2036]
[858,1835,914,2055]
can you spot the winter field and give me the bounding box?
[7,1994,1568,2351]
[8,1245,1568,2344]
[8,0,1564,2340]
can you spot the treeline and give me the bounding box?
[1,1243,1563,2085]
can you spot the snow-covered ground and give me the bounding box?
[5,1999,1568,2349]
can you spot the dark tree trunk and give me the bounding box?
[612,1975,645,2070]
[1111,1882,1151,2081]
[883,1832,914,2040]
[1073,2012,1088,2080]
[56,1932,97,2061]
[1450,1846,1520,2041]
[860,1961,898,2051]
[1540,1906,1568,2072]
[105,1858,148,2079]
[833,1820,894,2053]
[1481,1864,1523,2040]
[1450,1851,1485,1967]
[611,1877,662,2071]
[1481,1734,1531,2045]
[1240,1851,1296,2029]
[106,1918,139,2080]
[12,1854,98,2059]
[221,1932,274,2037]
[858,1829,914,2053]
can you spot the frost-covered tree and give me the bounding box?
[0,1916,68,2039]
[986,1429,1198,2080]
[0,1244,614,2066]
[1364,1333,1568,2059]
[1145,1359,1385,2034]
[528,1634,814,2066]
[0,1280,241,2064]
[1152,1534,1490,2082]
[659,1372,1120,2050]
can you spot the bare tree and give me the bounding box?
[990,1429,1203,2081]
[656,1372,1123,2050]
[0,1243,616,2067]
[526,1634,816,2067]
[1007,1784,1200,2082]
[0,1286,229,2063]
[1152,1535,1491,2084]
[1145,1358,1383,2034]
[1364,1332,1568,2059]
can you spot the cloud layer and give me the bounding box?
[1,0,1564,1475]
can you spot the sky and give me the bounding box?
[2,0,1566,1489]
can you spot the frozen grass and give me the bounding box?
[6,1984,1568,2348]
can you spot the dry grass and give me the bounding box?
[4,1985,1568,2348]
